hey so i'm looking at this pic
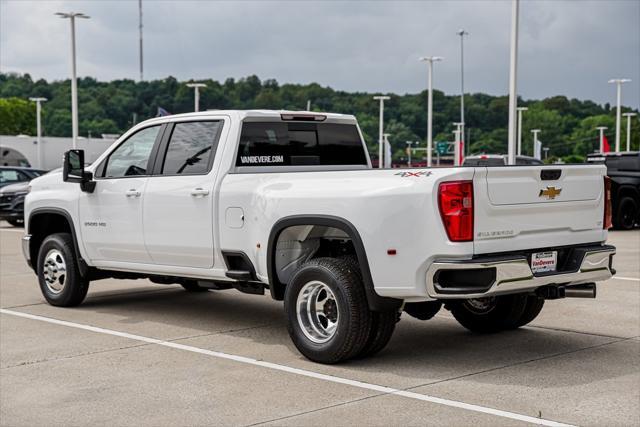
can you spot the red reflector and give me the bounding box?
[438,180,474,242]
[387,249,397,255]
[603,176,612,229]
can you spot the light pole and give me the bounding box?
[623,112,636,152]
[55,11,90,149]
[29,97,47,168]
[596,126,608,153]
[531,129,541,158]
[383,133,392,168]
[457,29,469,149]
[139,0,144,81]
[453,122,464,166]
[507,0,520,165]
[373,95,390,168]
[419,56,443,167]
[186,83,207,112]
[608,78,631,153]
[543,147,549,160]
[516,106,528,155]
[406,141,415,167]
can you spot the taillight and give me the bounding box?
[438,180,474,242]
[603,176,612,229]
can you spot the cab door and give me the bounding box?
[142,119,224,268]
[78,124,164,263]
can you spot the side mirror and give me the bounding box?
[63,150,95,193]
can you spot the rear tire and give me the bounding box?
[613,196,638,230]
[37,233,89,307]
[513,296,545,328]
[449,294,528,333]
[284,257,372,364]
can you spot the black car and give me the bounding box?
[587,152,640,230]
[0,167,47,227]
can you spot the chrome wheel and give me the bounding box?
[296,280,339,344]
[43,249,67,294]
[463,297,497,314]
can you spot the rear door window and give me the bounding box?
[159,121,223,175]
[237,122,367,167]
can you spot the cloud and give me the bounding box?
[1,0,638,107]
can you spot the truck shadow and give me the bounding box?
[79,284,638,389]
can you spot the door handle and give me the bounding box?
[190,188,210,197]
[125,189,141,198]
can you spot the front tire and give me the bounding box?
[449,294,527,333]
[37,233,89,307]
[284,257,372,364]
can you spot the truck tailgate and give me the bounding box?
[473,165,608,254]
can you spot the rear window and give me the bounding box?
[236,122,367,167]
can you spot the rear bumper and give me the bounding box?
[426,244,615,299]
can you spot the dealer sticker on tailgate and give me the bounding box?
[531,251,557,274]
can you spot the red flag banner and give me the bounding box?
[603,135,611,153]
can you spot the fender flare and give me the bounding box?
[266,215,402,312]
[28,207,90,277]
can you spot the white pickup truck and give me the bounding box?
[22,110,616,363]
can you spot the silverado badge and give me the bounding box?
[539,186,562,200]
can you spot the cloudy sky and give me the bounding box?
[1,0,638,107]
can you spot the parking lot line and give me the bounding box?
[0,308,574,427]
[612,276,640,282]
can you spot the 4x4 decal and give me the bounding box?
[394,171,432,178]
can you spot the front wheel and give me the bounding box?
[448,294,528,333]
[284,257,372,364]
[37,233,89,307]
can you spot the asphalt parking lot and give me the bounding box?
[1,222,638,426]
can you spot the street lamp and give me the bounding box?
[373,95,390,168]
[29,97,47,168]
[596,126,608,153]
[516,106,528,156]
[186,83,207,112]
[507,0,520,165]
[457,29,469,150]
[531,129,541,158]
[608,78,631,152]
[55,11,90,149]
[623,112,637,152]
[419,56,443,167]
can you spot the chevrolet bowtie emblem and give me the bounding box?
[539,186,562,200]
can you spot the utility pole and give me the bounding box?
[29,97,47,169]
[139,0,143,81]
[55,11,90,149]
[186,83,207,112]
[608,78,631,152]
[457,29,469,150]
[419,56,443,167]
[507,0,519,165]
[306,100,311,111]
[596,126,608,153]
[517,106,528,155]
[623,112,636,152]
[543,147,549,160]
[373,96,390,168]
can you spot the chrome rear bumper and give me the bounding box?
[426,245,615,299]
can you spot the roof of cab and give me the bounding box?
[139,110,356,126]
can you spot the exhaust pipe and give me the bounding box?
[564,283,597,298]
